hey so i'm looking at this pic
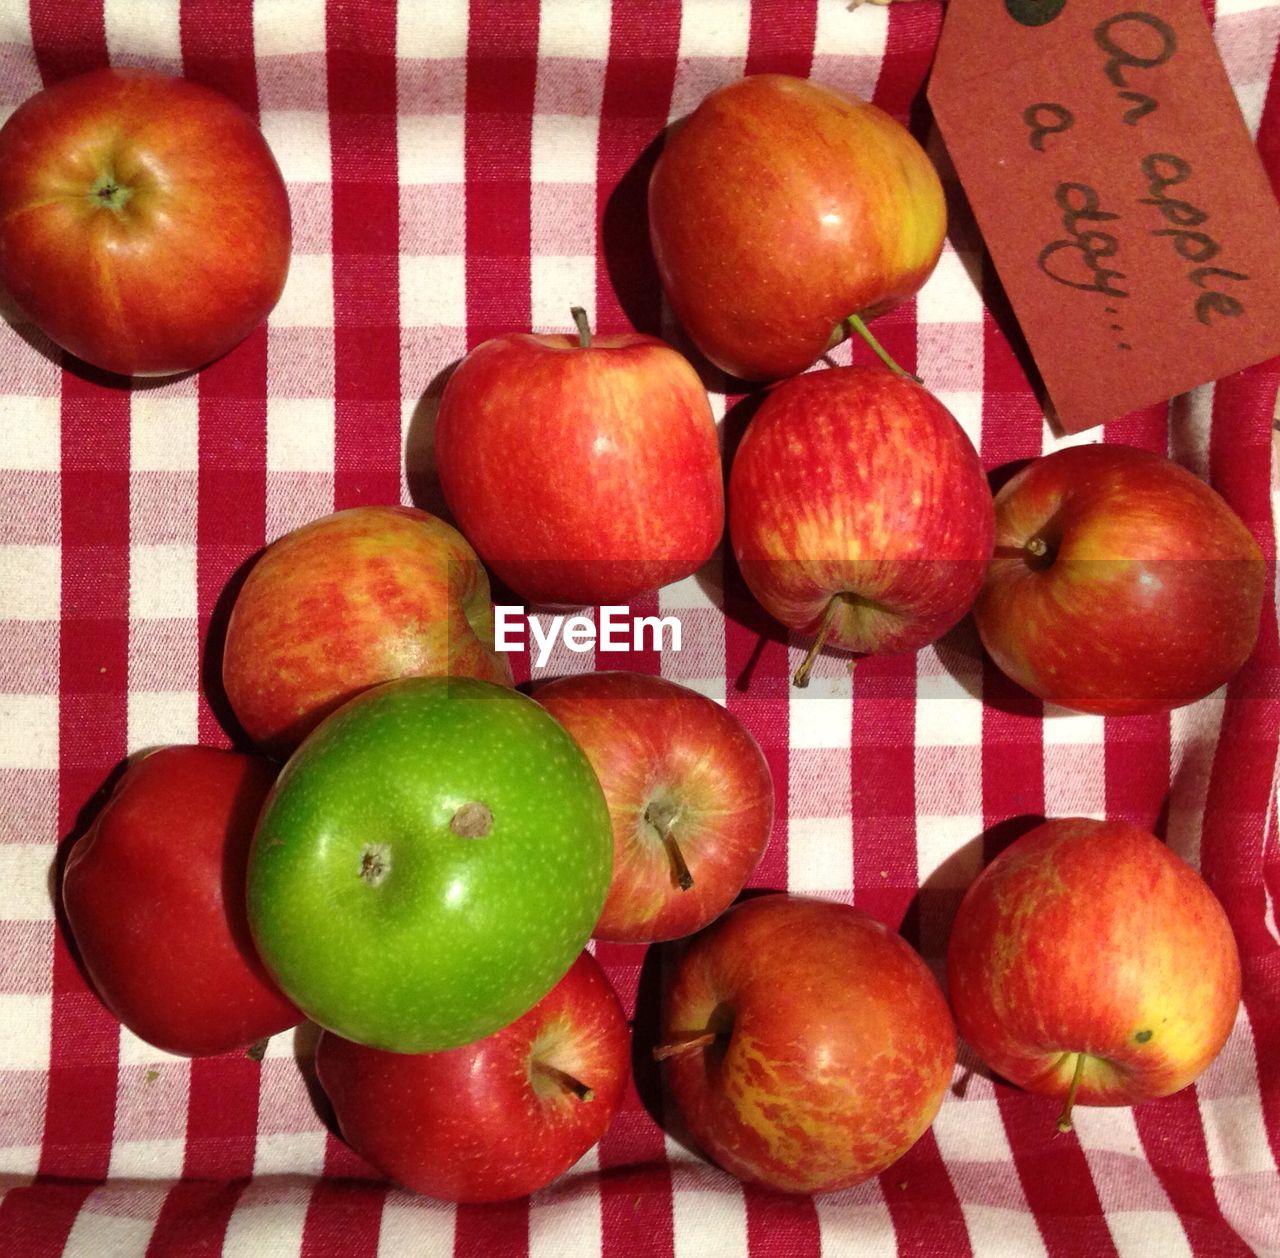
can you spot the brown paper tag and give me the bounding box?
[928,0,1280,432]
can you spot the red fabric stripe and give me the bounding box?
[300,1180,386,1258]
[1257,18,1280,199]
[879,1130,972,1257]
[179,0,258,109]
[180,2,270,752]
[45,358,129,1184]
[851,653,920,932]
[465,0,538,347]
[453,1198,529,1258]
[874,3,943,123]
[744,1185,819,1257]
[328,0,402,509]
[1202,359,1280,1172]
[192,333,270,750]
[745,0,816,78]
[0,1181,98,1258]
[1133,1091,1253,1256]
[595,932,675,1258]
[22,0,119,1217]
[28,0,107,82]
[854,668,963,1258]
[144,1180,250,1258]
[998,1100,1118,1257]
[182,1055,260,1179]
[595,2,681,338]
[176,12,272,1194]
[1104,713,1172,834]
[593,593,665,675]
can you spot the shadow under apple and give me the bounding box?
[201,543,269,755]
[404,357,463,525]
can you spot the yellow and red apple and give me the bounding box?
[649,74,945,381]
[222,506,512,754]
[656,894,955,1193]
[974,444,1265,715]
[728,366,994,685]
[0,67,289,376]
[947,817,1241,1129]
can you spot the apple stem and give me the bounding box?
[645,801,694,891]
[794,595,843,689]
[1026,536,1048,559]
[653,1031,717,1061]
[570,305,592,349]
[1056,1052,1087,1134]
[535,1061,594,1102]
[845,313,923,384]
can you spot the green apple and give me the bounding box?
[247,676,613,1052]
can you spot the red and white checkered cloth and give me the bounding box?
[0,0,1277,1253]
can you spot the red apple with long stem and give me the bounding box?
[434,308,723,607]
[533,671,773,943]
[0,67,290,377]
[728,366,994,686]
[655,894,956,1194]
[649,74,945,382]
[947,818,1241,1132]
[974,444,1265,715]
[315,950,630,1202]
[223,505,512,755]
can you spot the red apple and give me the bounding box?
[434,309,723,607]
[974,444,1265,715]
[223,506,513,755]
[649,74,946,382]
[0,67,289,377]
[656,894,955,1194]
[315,950,630,1202]
[533,671,773,943]
[62,746,301,1057]
[728,366,994,686]
[947,818,1241,1131]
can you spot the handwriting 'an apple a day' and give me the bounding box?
[929,0,1280,432]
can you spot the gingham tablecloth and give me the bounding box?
[0,1,1277,1254]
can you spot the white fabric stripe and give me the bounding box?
[103,0,181,70]
[377,1194,456,1257]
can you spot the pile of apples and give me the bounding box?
[7,66,1265,1202]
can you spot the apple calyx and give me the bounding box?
[794,594,848,688]
[1024,535,1062,573]
[843,313,923,385]
[644,800,694,891]
[570,305,592,349]
[90,171,134,214]
[359,843,391,887]
[450,802,493,839]
[533,1059,595,1103]
[652,1030,717,1061]
[1055,1051,1087,1134]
